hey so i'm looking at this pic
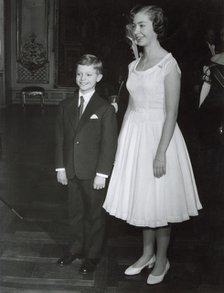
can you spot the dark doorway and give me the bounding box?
[56,0,134,91]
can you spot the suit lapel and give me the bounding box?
[68,92,79,131]
[76,92,100,133]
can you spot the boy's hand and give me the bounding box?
[57,170,68,185]
[93,175,106,190]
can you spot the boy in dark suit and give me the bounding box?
[55,54,117,274]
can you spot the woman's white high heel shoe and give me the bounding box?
[147,260,170,285]
[124,255,156,276]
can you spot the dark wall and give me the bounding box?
[57,0,224,93]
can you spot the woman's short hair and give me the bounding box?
[76,54,103,74]
[130,5,167,40]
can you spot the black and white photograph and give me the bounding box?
[0,0,224,292]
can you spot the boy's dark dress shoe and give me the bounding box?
[57,253,82,266]
[79,258,99,274]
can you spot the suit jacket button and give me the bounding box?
[75,141,79,144]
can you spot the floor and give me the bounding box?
[0,105,223,293]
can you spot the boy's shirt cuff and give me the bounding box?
[56,168,65,172]
[55,170,108,178]
[96,173,108,178]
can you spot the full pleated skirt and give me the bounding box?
[103,108,202,227]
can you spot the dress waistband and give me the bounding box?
[129,107,164,113]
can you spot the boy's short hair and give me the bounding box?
[76,54,103,74]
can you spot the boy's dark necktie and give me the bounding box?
[78,96,84,119]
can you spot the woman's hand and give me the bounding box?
[153,153,166,178]
[203,65,210,75]
[111,102,118,113]
[202,65,211,82]
[108,95,118,113]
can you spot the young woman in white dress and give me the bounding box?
[103,5,202,285]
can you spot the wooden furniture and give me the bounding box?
[21,86,45,108]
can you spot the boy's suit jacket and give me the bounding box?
[55,91,117,179]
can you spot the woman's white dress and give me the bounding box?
[103,53,202,228]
